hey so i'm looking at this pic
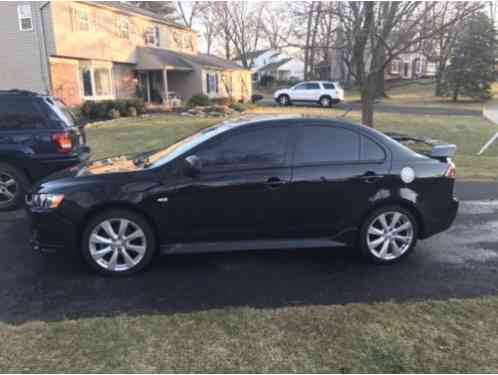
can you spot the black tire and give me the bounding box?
[81,209,157,276]
[0,162,30,211]
[359,205,418,264]
[319,96,332,108]
[278,94,291,106]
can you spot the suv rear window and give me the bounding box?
[44,98,76,127]
[322,83,335,90]
[0,98,46,130]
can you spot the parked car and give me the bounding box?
[0,90,90,211]
[27,116,458,276]
[273,81,345,107]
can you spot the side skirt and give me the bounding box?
[160,237,348,255]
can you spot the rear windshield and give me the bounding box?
[44,98,76,127]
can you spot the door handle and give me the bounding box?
[359,172,383,183]
[265,177,286,189]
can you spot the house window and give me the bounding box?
[74,9,90,31]
[391,60,400,74]
[79,63,113,99]
[17,4,33,31]
[118,17,129,39]
[144,26,159,47]
[206,72,219,94]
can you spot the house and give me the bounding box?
[233,49,304,83]
[386,52,436,80]
[0,1,252,107]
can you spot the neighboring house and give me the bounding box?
[386,52,436,80]
[233,49,304,83]
[0,1,252,107]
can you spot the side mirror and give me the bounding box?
[183,155,202,177]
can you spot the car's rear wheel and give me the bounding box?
[81,209,156,276]
[278,94,290,106]
[0,162,29,211]
[359,206,418,264]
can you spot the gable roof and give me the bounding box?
[137,47,246,71]
[257,58,293,72]
[86,1,191,31]
[234,49,271,61]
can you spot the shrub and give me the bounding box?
[127,106,138,117]
[107,108,121,119]
[81,98,145,120]
[229,102,248,112]
[187,94,209,108]
[251,94,264,103]
[210,97,233,106]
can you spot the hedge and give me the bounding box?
[81,98,145,120]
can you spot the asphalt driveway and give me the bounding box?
[0,181,497,324]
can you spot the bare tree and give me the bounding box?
[260,2,293,50]
[209,2,266,67]
[175,2,203,28]
[131,1,178,20]
[335,2,483,127]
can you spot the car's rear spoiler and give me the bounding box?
[385,132,457,161]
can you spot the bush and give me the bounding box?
[187,94,209,108]
[107,108,121,119]
[229,102,249,112]
[251,94,264,103]
[81,98,146,120]
[210,97,233,106]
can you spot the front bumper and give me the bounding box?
[27,207,78,254]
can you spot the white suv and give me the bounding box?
[273,81,345,107]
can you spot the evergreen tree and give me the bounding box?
[441,12,496,101]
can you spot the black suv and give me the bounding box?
[0,90,89,211]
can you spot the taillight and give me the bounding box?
[51,133,73,153]
[445,160,456,179]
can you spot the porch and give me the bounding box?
[136,47,195,107]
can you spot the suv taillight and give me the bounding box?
[445,160,456,179]
[51,133,73,153]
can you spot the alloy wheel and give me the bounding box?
[279,96,288,105]
[89,218,147,272]
[366,211,414,261]
[320,97,331,107]
[0,172,17,205]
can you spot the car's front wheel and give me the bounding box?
[359,206,418,264]
[81,209,156,276]
[277,94,291,106]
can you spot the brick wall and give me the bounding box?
[50,58,81,107]
[113,63,137,99]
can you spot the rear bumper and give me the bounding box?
[420,196,459,239]
[28,149,90,182]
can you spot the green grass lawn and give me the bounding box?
[1,297,498,372]
[87,109,498,180]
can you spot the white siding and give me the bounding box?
[0,2,50,93]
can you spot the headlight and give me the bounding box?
[29,194,65,209]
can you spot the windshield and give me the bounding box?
[144,123,233,168]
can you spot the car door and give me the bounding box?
[321,82,337,99]
[287,123,390,239]
[302,82,321,102]
[291,83,309,101]
[163,124,293,242]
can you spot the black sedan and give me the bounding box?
[27,116,459,276]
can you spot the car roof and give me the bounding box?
[0,89,46,98]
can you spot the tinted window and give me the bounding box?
[322,83,335,90]
[361,136,386,161]
[197,127,288,168]
[294,83,320,90]
[0,98,46,130]
[295,126,360,164]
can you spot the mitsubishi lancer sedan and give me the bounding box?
[27,116,459,276]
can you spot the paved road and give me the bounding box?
[260,99,482,117]
[0,182,497,324]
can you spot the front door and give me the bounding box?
[164,125,293,242]
[288,124,390,238]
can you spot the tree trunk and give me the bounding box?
[452,85,459,101]
[361,74,377,127]
[375,46,387,98]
